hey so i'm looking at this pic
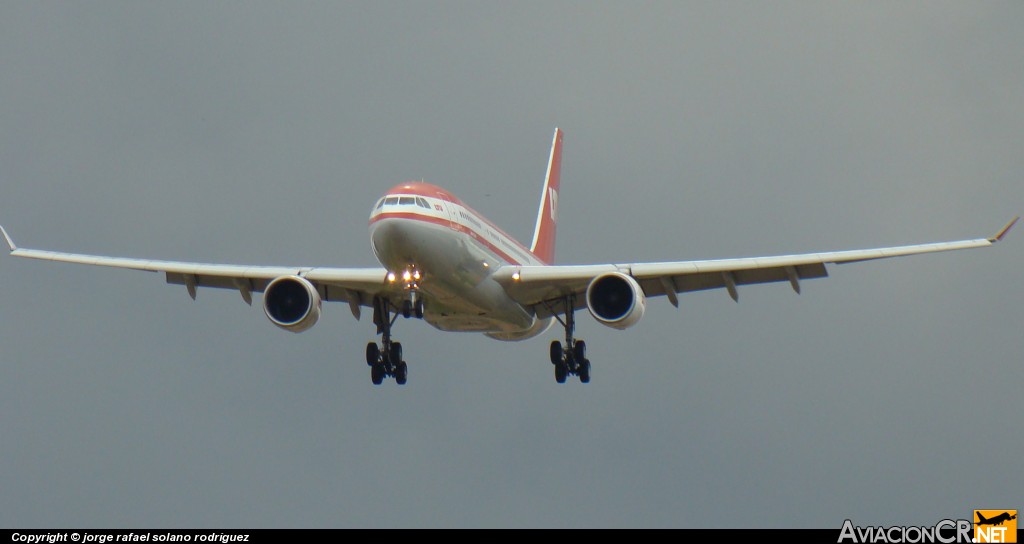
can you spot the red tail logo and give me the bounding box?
[530,128,562,264]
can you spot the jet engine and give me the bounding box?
[585,272,646,329]
[263,275,322,333]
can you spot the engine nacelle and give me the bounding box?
[586,272,646,330]
[263,275,322,333]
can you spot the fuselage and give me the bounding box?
[368,182,553,340]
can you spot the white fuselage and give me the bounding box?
[368,183,553,340]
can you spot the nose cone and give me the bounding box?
[370,217,418,268]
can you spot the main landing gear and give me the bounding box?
[366,294,424,385]
[547,295,591,384]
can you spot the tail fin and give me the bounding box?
[977,513,989,523]
[530,128,563,264]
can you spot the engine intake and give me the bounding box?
[586,272,646,329]
[263,275,322,333]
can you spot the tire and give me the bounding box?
[415,300,424,319]
[579,358,591,384]
[366,342,379,366]
[401,300,412,319]
[549,340,562,365]
[390,342,403,364]
[396,362,408,385]
[555,362,568,384]
[371,363,385,385]
[573,340,586,363]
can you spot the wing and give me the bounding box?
[0,226,388,319]
[493,217,1019,318]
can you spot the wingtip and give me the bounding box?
[991,216,1020,243]
[0,225,16,251]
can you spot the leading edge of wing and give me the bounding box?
[2,229,387,286]
[632,237,995,275]
[493,218,1015,305]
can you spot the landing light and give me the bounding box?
[387,272,397,282]
[512,271,521,281]
[413,270,421,280]
[402,270,413,282]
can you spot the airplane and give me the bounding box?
[976,512,1017,526]
[0,128,1018,385]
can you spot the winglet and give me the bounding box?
[990,216,1019,243]
[0,225,16,251]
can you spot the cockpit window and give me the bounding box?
[415,197,429,208]
[399,196,416,206]
[375,198,385,209]
[384,197,400,206]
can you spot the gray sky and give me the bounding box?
[1,1,1021,528]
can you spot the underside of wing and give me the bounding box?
[493,217,1017,317]
[0,228,392,312]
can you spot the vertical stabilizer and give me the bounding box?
[530,128,563,264]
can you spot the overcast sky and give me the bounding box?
[1,2,1021,528]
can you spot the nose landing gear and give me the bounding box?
[401,290,425,319]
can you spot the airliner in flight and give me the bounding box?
[1,129,1017,385]
[976,511,1017,526]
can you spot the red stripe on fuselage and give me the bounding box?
[458,204,538,262]
[369,211,528,266]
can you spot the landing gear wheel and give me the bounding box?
[579,358,591,383]
[555,361,568,384]
[390,342,403,366]
[414,300,424,319]
[370,363,385,385]
[573,340,586,363]
[546,294,595,384]
[366,342,380,366]
[370,296,412,385]
[550,341,563,365]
